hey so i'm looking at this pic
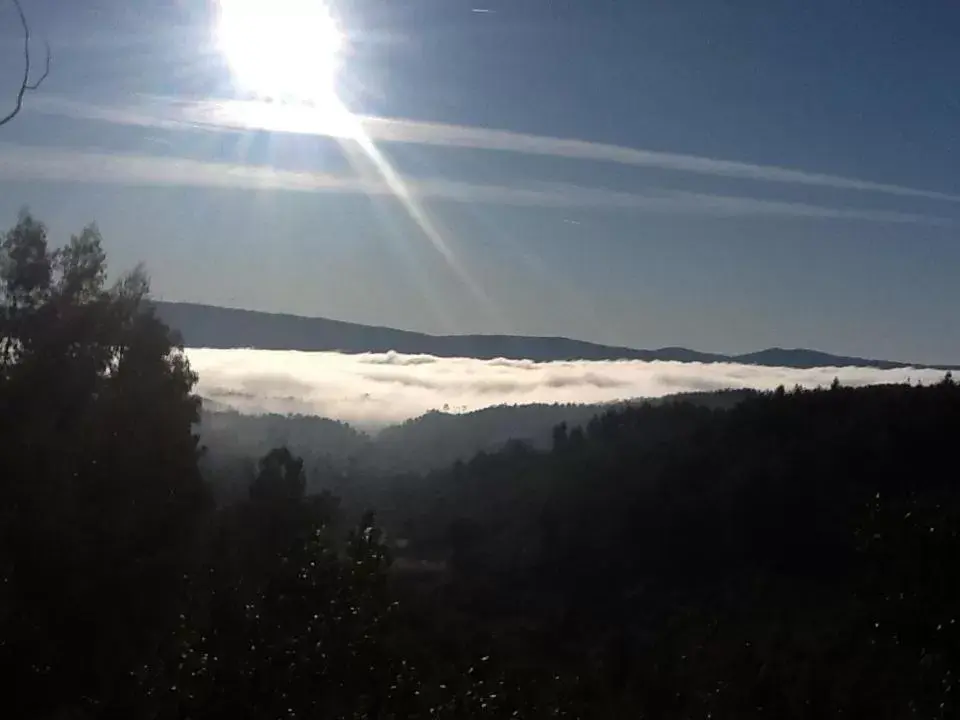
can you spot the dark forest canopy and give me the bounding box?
[3,213,960,719]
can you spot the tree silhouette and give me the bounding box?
[249,446,306,503]
[0,211,208,718]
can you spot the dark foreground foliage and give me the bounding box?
[2,213,959,719]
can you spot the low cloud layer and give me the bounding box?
[186,349,950,429]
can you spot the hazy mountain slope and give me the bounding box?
[371,403,607,472]
[371,390,754,472]
[197,390,756,478]
[200,409,370,461]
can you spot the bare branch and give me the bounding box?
[24,38,50,91]
[1,0,51,128]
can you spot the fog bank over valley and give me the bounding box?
[185,348,949,429]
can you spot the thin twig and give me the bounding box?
[0,0,51,127]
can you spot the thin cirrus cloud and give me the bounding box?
[30,95,960,204]
[0,142,953,226]
[186,348,950,429]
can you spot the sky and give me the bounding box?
[1,0,959,364]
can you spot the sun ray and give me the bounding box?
[213,1,497,320]
[334,107,501,323]
[337,140,457,332]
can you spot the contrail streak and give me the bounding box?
[31,95,960,204]
[0,143,953,227]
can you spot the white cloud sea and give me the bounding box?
[185,349,950,429]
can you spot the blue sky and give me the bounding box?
[1,0,959,363]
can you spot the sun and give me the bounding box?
[217,0,344,105]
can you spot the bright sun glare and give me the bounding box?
[214,0,481,308]
[217,0,344,106]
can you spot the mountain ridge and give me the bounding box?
[153,301,958,370]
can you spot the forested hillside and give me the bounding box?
[367,379,960,718]
[198,390,754,483]
[3,213,960,719]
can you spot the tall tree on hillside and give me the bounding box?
[0,211,209,718]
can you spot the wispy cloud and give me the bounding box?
[0,142,952,226]
[31,95,960,204]
[186,348,949,428]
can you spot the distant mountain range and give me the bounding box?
[153,301,957,371]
